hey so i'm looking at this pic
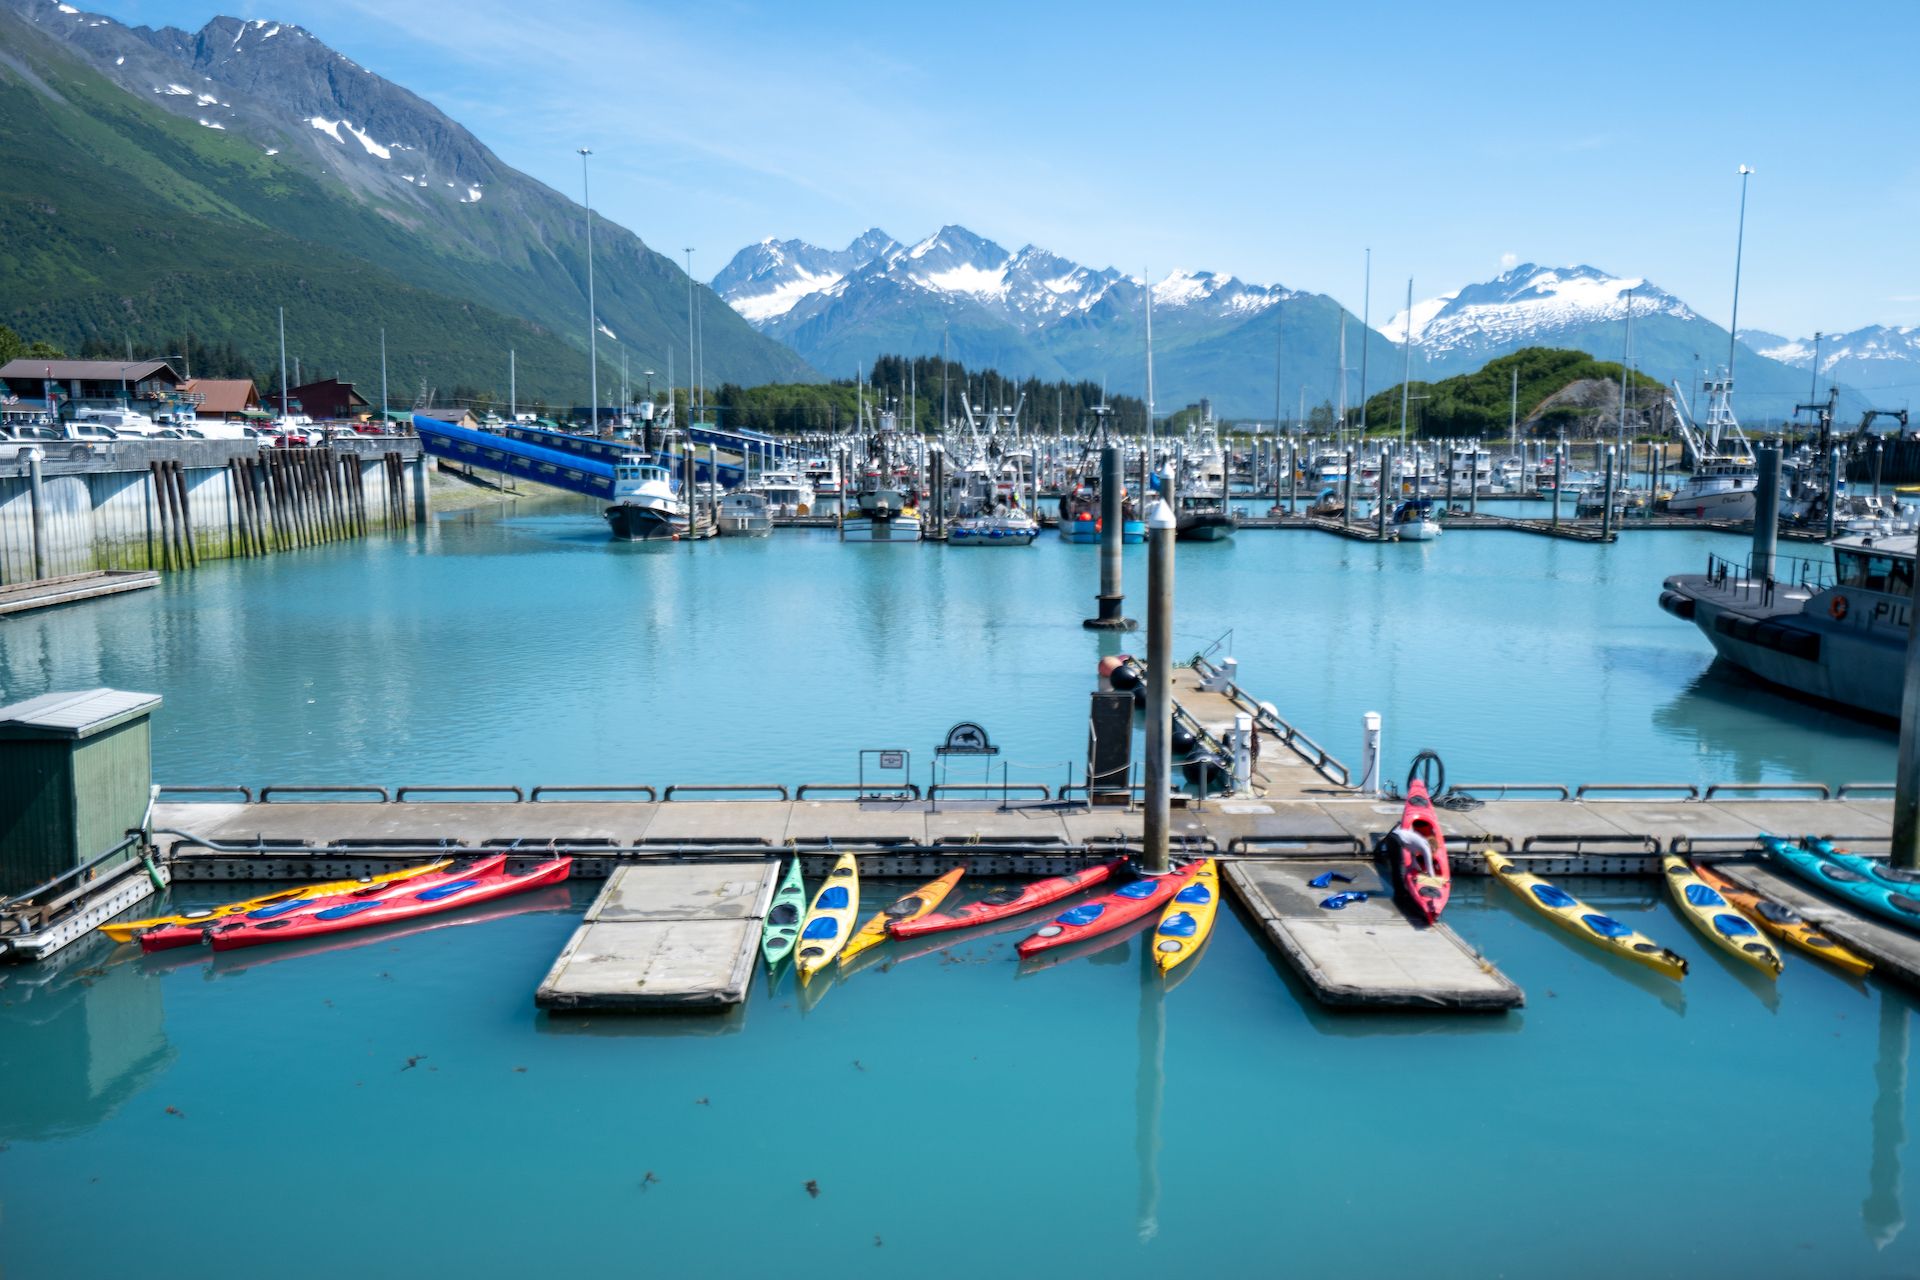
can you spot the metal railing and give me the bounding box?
[661,784,791,801]
[1449,783,1573,800]
[927,783,1052,800]
[259,785,391,803]
[1702,782,1832,800]
[1189,654,1352,787]
[1573,783,1702,800]
[1701,549,1832,602]
[154,784,254,802]
[1520,833,1663,856]
[395,785,526,803]
[794,783,923,800]
[0,832,147,933]
[1838,782,1897,798]
[529,785,659,802]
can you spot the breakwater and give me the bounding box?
[0,439,426,582]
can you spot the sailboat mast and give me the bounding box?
[1145,269,1156,461]
[1398,278,1413,451]
[1358,248,1371,434]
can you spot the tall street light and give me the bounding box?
[580,147,597,432]
[1727,164,1753,385]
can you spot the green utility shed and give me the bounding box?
[0,689,160,897]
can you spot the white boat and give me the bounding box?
[717,490,773,537]
[1665,373,1757,520]
[843,410,921,543]
[750,466,816,517]
[1392,497,1442,541]
[604,458,688,541]
[802,455,842,498]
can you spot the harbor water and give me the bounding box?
[1,496,1910,1277]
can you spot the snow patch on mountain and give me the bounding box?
[1383,264,1696,355]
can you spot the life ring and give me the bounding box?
[1830,595,1849,620]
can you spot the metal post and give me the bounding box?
[1602,445,1616,540]
[837,447,848,540]
[1142,495,1176,875]
[1341,449,1353,527]
[1287,440,1297,514]
[1360,712,1382,797]
[1875,443,1884,501]
[1752,445,1780,582]
[410,452,428,526]
[1377,449,1389,538]
[1470,441,1479,517]
[1826,448,1841,540]
[26,448,47,580]
[1551,446,1563,529]
[1086,444,1134,630]
[1231,711,1252,794]
[1896,584,1920,867]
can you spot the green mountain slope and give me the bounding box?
[0,3,813,402]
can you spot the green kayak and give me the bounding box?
[761,856,807,969]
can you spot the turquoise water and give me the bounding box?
[1,497,1911,1278]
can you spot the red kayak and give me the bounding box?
[889,860,1124,939]
[1391,779,1451,923]
[208,857,572,952]
[139,855,511,953]
[1015,862,1200,957]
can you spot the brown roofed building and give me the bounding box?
[287,378,371,422]
[177,379,263,421]
[0,358,183,406]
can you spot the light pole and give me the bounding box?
[580,147,596,433]
[1728,164,1754,385]
[684,248,697,426]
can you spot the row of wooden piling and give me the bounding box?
[151,448,417,570]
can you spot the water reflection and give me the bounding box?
[0,948,172,1141]
[1136,939,1166,1245]
[1866,990,1910,1249]
[1653,666,1893,783]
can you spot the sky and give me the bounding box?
[101,0,1920,334]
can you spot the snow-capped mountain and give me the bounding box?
[1740,325,1920,410]
[713,226,1381,414]
[1381,264,1699,354]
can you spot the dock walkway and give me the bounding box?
[0,570,158,615]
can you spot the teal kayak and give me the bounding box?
[1762,835,1920,933]
[761,857,807,968]
[1805,836,1920,889]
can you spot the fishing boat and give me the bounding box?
[716,490,773,537]
[206,857,571,953]
[889,860,1123,938]
[1693,863,1871,976]
[839,869,964,965]
[948,506,1039,546]
[137,856,510,952]
[1659,856,1783,978]
[1387,780,1450,923]
[1762,836,1920,932]
[605,457,689,541]
[1391,497,1442,542]
[1016,862,1199,958]
[1664,372,1758,520]
[750,466,816,517]
[1486,851,1688,979]
[795,852,860,980]
[105,859,451,944]
[761,857,807,969]
[1152,859,1219,973]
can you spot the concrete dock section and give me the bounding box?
[535,859,779,1011]
[1715,861,1920,991]
[1222,858,1524,1011]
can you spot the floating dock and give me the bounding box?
[1222,858,1522,1010]
[0,570,158,615]
[1715,860,1920,988]
[535,859,778,1010]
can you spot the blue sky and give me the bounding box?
[106,0,1920,333]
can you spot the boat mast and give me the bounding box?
[1358,247,1371,436]
[1145,269,1156,471]
[1398,278,1413,453]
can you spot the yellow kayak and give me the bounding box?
[102,859,452,944]
[839,868,963,967]
[1487,851,1687,980]
[796,852,859,983]
[1694,863,1871,977]
[1661,856,1783,979]
[1152,859,1220,973]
